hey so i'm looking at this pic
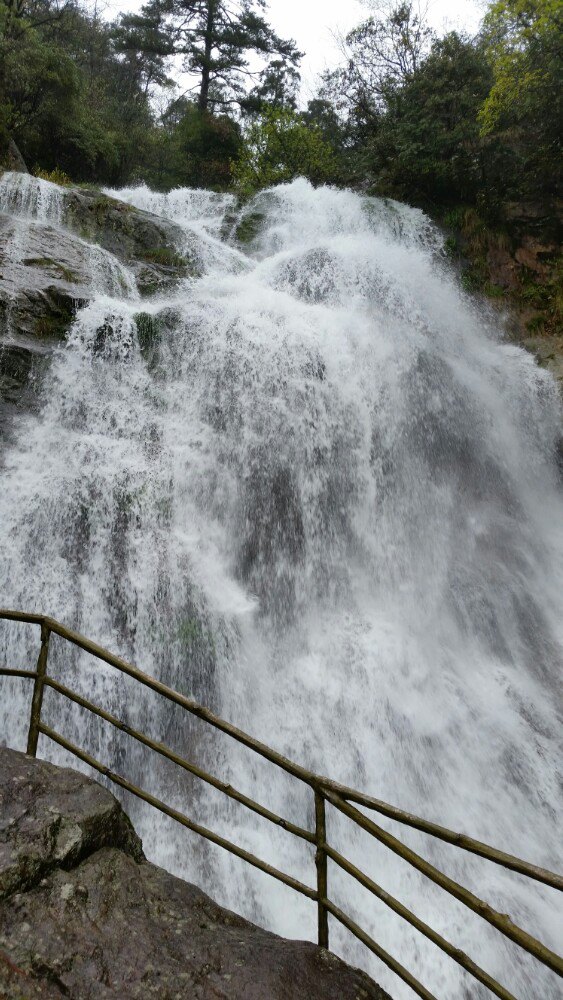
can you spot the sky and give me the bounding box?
[265,0,486,99]
[103,0,486,102]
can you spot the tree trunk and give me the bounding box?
[198,0,215,113]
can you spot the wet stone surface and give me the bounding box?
[0,748,391,999]
[0,177,203,419]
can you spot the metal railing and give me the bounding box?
[0,608,561,1000]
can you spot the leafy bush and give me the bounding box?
[233,108,337,196]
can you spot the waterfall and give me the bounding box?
[0,173,561,999]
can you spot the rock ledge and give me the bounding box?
[0,747,390,999]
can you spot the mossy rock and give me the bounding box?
[140,247,188,268]
[235,211,265,246]
[134,311,161,364]
[23,257,81,283]
[62,188,190,267]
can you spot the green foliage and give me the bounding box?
[134,0,301,113]
[318,1,434,147]
[33,167,72,185]
[177,105,242,188]
[235,211,265,244]
[232,108,337,196]
[367,32,493,205]
[479,0,562,200]
[25,257,80,281]
[0,0,167,185]
[141,247,187,267]
[518,252,563,331]
[243,58,301,115]
[0,3,79,151]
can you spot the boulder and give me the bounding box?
[0,213,93,412]
[0,748,144,902]
[62,188,202,292]
[0,213,91,339]
[521,334,563,388]
[0,748,391,1000]
[3,141,28,174]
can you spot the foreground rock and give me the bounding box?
[0,748,390,1000]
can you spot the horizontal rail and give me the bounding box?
[39,723,317,902]
[0,669,37,679]
[325,783,563,891]
[324,898,438,1000]
[45,676,315,845]
[40,614,320,788]
[1,609,560,894]
[324,790,563,977]
[0,611,46,625]
[325,842,517,1000]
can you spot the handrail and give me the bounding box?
[4,610,560,887]
[323,791,562,976]
[39,723,318,901]
[44,675,316,844]
[323,843,519,1000]
[0,608,561,1000]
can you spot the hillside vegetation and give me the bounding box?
[1,0,561,335]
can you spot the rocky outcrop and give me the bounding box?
[62,188,202,294]
[521,333,563,392]
[2,141,28,174]
[0,174,205,415]
[0,748,390,1000]
[0,214,92,419]
[0,215,91,336]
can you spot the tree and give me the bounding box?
[112,9,173,96]
[322,1,434,135]
[369,33,493,205]
[243,57,300,115]
[0,0,167,184]
[136,0,301,114]
[175,100,242,187]
[0,0,79,159]
[233,107,337,195]
[479,0,562,200]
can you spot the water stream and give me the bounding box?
[0,172,561,999]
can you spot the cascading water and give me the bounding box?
[0,172,561,999]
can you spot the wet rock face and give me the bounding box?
[0,214,91,337]
[0,180,200,416]
[62,188,200,292]
[0,747,144,901]
[0,749,390,1000]
[0,213,92,417]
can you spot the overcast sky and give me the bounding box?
[104,0,486,102]
[266,0,485,98]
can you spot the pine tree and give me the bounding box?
[137,0,301,113]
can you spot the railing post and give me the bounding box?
[315,788,329,949]
[26,622,50,757]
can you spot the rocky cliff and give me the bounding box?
[0,748,390,1000]
[0,172,201,430]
